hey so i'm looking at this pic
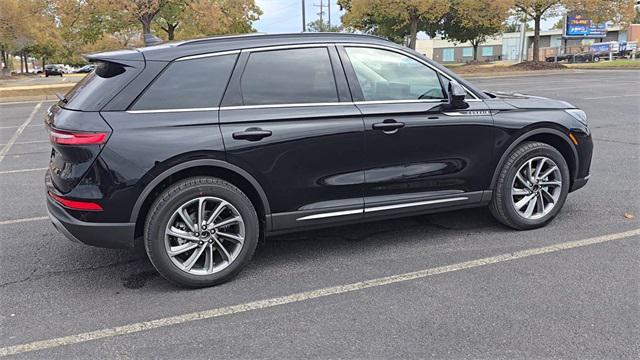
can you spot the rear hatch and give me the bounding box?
[46,50,144,194]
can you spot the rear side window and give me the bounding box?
[132,54,237,110]
[240,47,338,105]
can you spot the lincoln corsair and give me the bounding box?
[45,33,593,287]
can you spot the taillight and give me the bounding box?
[49,192,103,211]
[49,128,108,145]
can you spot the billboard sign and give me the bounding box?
[564,14,607,38]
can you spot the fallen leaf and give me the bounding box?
[623,212,635,219]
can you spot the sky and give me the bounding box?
[254,0,345,33]
[253,0,559,35]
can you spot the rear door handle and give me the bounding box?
[372,120,405,132]
[232,127,272,141]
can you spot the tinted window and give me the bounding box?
[240,48,338,105]
[345,47,446,101]
[132,54,237,110]
[63,61,141,111]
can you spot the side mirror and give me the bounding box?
[447,80,468,109]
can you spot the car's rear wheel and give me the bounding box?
[490,141,570,230]
[144,176,259,288]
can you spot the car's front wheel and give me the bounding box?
[490,141,570,230]
[144,177,259,288]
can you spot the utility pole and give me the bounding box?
[313,0,327,30]
[518,13,528,62]
[328,1,331,30]
[302,0,306,32]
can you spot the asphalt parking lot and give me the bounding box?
[0,70,638,359]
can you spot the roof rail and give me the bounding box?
[177,32,387,47]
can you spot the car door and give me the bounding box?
[339,45,494,217]
[219,45,365,231]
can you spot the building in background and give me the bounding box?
[417,24,639,63]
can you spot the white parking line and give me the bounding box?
[0,228,637,357]
[0,100,56,106]
[0,167,48,175]
[584,94,640,100]
[0,124,43,130]
[0,216,49,226]
[0,140,49,146]
[0,102,42,163]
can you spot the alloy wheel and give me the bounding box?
[164,196,245,275]
[511,156,562,220]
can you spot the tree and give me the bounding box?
[514,0,637,62]
[122,0,170,44]
[307,19,343,32]
[154,0,188,40]
[442,0,512,62]
[186,0,262,36]
[513,1,562,62]
[1,0,59,73]
[551,18,564,29]
[339,0,450,49]
[503,15,533,32]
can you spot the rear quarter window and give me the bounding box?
[63,61,141,111]
[131,54,238,111]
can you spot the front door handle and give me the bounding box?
[232,127,272,141]
[372,120,405,133]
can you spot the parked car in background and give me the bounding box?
[46,33,593,288]
[545,54,569,62]
[74,64,95,73]
[567,52,602,63]
[44,64,64,77]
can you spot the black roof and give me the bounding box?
[138,32,397,61]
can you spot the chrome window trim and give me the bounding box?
[354,99,444,105]
[341,43,481,100]
[176,50,241,61]
[142,42,484,112]
[126,107,219,114]
[220,102,349,111]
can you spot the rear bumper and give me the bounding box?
[47,197,136,249]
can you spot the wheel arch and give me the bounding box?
[490,128,578,190]
[131,159,271,241]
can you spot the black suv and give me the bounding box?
[46,33,592,287]
[44,64,64,77]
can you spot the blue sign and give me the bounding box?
[590,43,610,52]
[564,15,607,38]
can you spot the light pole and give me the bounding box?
[302,0,306,32]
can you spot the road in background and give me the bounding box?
[0,70,638,359]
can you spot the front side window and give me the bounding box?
[345,47,446,101]
[240,47,338,105]
[132,54,237,110]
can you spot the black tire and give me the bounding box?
[144,176,259,288]
[490,141,570,230]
